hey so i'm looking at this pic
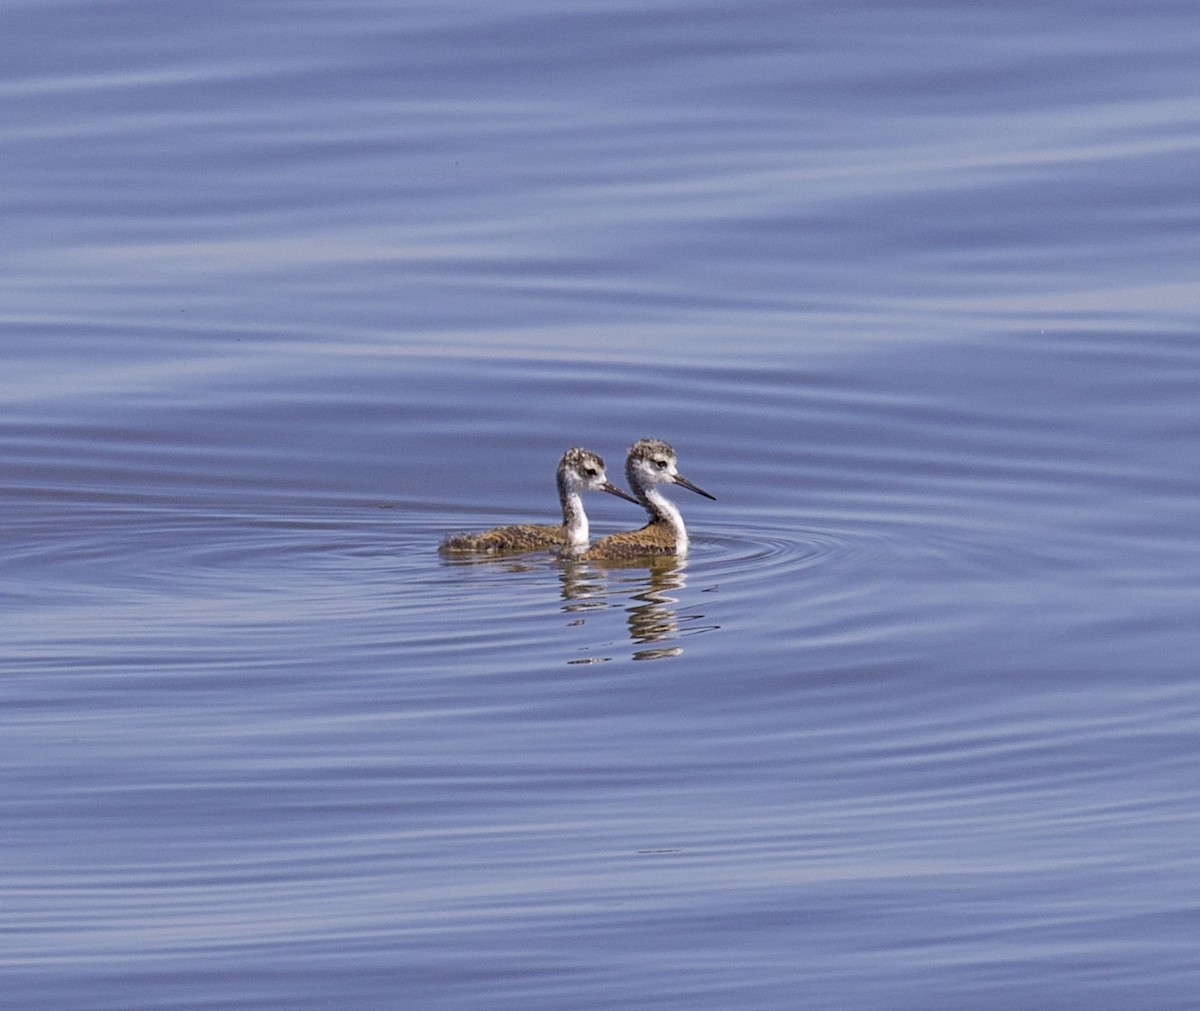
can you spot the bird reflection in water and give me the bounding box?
[560,555,718,662]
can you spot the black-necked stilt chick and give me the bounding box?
[439,447,639,555]
[581,438,714,561]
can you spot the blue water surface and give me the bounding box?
[3,1,1199,1009]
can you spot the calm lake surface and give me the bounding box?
[4,1,1200,1008]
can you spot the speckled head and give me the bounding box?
[559,447,639,504]
[626,438,715,503]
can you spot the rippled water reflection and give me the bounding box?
[5,0,1200,1008]
[7,329,1200,1008]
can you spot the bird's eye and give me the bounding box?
[585,467,599,477]
[653,459,668,469]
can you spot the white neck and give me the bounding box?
[644,486,687,553]
[561,489,589,548]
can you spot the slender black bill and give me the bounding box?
[603,481,642,505]
[673,473,715,500]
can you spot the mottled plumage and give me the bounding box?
[439,447,638,555]
[581,438,714,561]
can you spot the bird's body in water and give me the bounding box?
[581,438,714,562]
[439,447,638,555]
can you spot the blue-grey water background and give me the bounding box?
[4,1,1200,1008]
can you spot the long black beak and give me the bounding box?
[673,473,715,500]
[602,481,642,505]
